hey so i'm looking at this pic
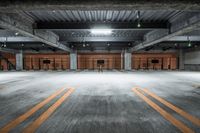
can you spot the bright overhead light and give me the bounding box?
[187,36,191,47]
[15,32,19,36]
[188,42,192,47]
[91,29,112,35]
[137,23,141,28]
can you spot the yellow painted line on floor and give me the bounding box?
[23,88,75,133]
[0,87,66,133]
[138,88,200,127]
[132,88,194,133]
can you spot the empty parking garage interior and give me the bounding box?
[0,1,200,133]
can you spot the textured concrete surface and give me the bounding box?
[0,70,199,133]
[184,49,200,71]
[1,0,200,11]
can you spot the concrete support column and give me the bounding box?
[179,49,184,70]
[124,50,132,70]
[70,52,77,70]
[121,50,124,69]
[16,51,23,71]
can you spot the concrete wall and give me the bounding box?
[184,50,200,64]
[184,50,200,71]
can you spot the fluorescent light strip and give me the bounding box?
[91,29,112,35]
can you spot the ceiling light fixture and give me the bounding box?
[91,29,112,35]
[137,23,141,28]
[188,42,192,47]
[187,36,192,47]
[15,32,19,36]
[136,11,141,28]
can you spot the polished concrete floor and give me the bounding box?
[0,70,199,133]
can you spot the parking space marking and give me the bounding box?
[0,87,66,133]
[138,88,200,127]
[132,88,194,133]
[23,88,75,133]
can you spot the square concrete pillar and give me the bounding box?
[179,49,184,70]
[16,51,23,71]
[121,51,124,69]
[124,51,132,70]
[70,52,77,70]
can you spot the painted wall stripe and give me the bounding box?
[23,88,75,133]
[0,87,65,133]
[132,88,194,133]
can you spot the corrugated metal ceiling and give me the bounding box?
[25,10,182,22]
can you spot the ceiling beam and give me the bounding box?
[0,0,200,12]
[36,22,168,30]
[167,36,200,42]
[0,36,143,42]
[131,13,200,51]
[60,36,143,42]
[0,47,20,53]
[0,13,71,52]
[0,37,37,42]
